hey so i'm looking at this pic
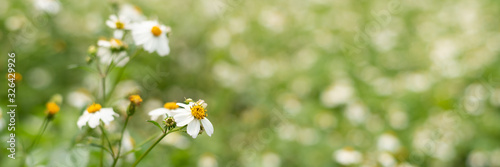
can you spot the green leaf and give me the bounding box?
[147,120,164,132]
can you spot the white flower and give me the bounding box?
[148,102,183,120]
[377,133,400,153]
[97,38,129,67]
[34,0,61,14]
[131,20,171,56]
[333,147,362,165]
[119,4,146,22]
[173,100,214,138]
[106,15,131,39]
[77,103,119,129]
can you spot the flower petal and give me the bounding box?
[187,120,200,138]
[174,112,194,126]
[148,108,170,120]
[77,111,91,129]
[87,112,101,128]
[201,118,214,137]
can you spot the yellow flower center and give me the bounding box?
[164,102,179,110]
[115,21,124,29]
[129,95,142,105]
[46,102,60,114]
[191,105,207,120]
[151,26,162,36]
[87,103,102,113]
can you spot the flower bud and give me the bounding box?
[164,117,176,129]
[127,95,142,116]
[184,98,193,103]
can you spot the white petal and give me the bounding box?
[187,120,200,138]
[156,36,170,56]
[87,112,101,128]
[106,20,116,29]
[174,112,194,126]
[148,108,170,120]
[201,118,214,137]
[114,30,125,39]
[176,103,189,108]
[77,112,91,129]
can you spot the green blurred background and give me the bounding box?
[2,0,500,166]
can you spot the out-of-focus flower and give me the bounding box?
[105,15,132,39]
[7,72,22,83]
[46,102,60,115]
[148,102,183,121]
[378,152,396,167]
[173,99,214,138]
[67,90,92,108]
[0,109,4,132]
[119,4,146,22]
[121,131,136,162]
[128,95,143,106]
[34,0,60,14]
[333,147,362,165]
[377,133,400,153]
[77,103,118,129]
[97,38,129,67]
[131,20,171,56]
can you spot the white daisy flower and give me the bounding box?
[333,147,362,166]
[34,0,61,14]
[148,102,184,121]
[173,100,213,138]
[119,4,146,22]
[105,15,131,39]
[97,38,129,67]
[77,103,119,129]
[131,20,171,56]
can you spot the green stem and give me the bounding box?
[28,116,49,151]
[100,124,116,157]
[131,127,183,167]
[102,76,106,104]
[111,115,130,167]
[100,133,104,167]
[119,134,158,158]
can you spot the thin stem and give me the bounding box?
[131,127,183,167]
[100,133,104,167]
[119,134,158,158]
[28,116,49,151]
[102,76,106,104]
[100,124,116,157]
[111,115,130,167]
[107,48,143,101]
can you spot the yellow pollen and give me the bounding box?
[46,102,60,115]
[151,26,162,36]
[164,102,179,110]
[129,95,143,105]
[191,105,207,120]
[87,103,102,113]
[115,21,124,29]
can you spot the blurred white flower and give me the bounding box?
[333,147,362,165]
[105,15,131,39]
[77,103,118,129]
[119,4,146,22]
[262,152,281,167]
[198,154,218,167]
[34,0,60,14]
[377,133,400,153]
[97,38,129,67]
[121,131,136,163]
[132,20,171,56]
[173,100,214,138]
[320,80,354,108]
[148,102,183,120]
[378,152,396,167]
[67,90,93,108]
[467,151,489,167]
